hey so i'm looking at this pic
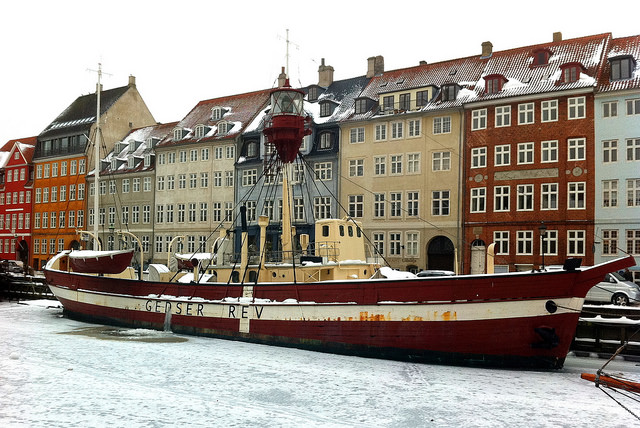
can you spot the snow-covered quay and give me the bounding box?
[1,301,637,427]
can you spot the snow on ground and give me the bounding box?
[0,300,638,428]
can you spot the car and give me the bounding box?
[416,269,456,277]
[585,271,640,305]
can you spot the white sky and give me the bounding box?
[1,0,638,145]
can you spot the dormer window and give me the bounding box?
[308,86,318,101]
[146,137,159,148]
[144,154,151,167]
[416,90,430,107]
[211,107,224,120]
[218,121,233,135]
[561,63,582,83]
[484,74,506,94]
[246,141,258,158]
[173,128,184,141]
[195,124,210,139]
[382,95,394,111]
[532,49,552,66]
[318,132,333,150]
[319,101,334,117]
[610,56,635,81]
[354,98,369,114]
[441,84,459,102]
[111,158,117,170]
[128,157,135,168]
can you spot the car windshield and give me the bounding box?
[609,271,626,281]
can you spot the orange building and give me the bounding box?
[31,76,155,269]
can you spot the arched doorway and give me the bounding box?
[470,239,486,274]
[426,236,455,271]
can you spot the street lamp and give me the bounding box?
[539,221,548,271]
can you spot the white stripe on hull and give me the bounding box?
[49,284,583,327]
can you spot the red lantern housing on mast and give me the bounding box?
[263,79,311,164]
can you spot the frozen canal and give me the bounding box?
[1,300,638,427]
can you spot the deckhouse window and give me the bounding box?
[610,56,635,81]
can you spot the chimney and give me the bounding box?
[366,55,384,78]
[277,66,287,87]
[419,60,428,66]
[481,41,493,58]
[553,32,562,42]
[128,75,136,87]
[318,58,334,87]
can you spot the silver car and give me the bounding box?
[585,271,640,305]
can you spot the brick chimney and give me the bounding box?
[318,58,334,87]
[277,67,287,87]
[553,32,562,42]
[481,41,493,58]
[366,55,384,78]
[128,75,136,87]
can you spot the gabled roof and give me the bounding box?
[38,85,131,139]
[598,34,640,93]
[96,121,178,176]
[159,89,272,147]
[1,137,37,167]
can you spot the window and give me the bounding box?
[405,232,418,257]
[373,233,385,256]
[354,99,368,114]
[242,169,257,186]
[225,171,234,187]
[44,164,49,178]
[471,147,487,168]
[218,122,233,134]
[189,174,197,189]
[494,231,509,255]
[200,172,209,188]
[374,156,386,176]
[390,155,402,175]
[319,132,332,149]
[314,197,331,219]
[533,49,550,66]
[568,96,586,119]
[568,138,586,161]
[495,145,510,166]
[79,159,85,174]
[122,206,130,225]
[626,97,640,114]
[568,182,586,209]
[350,127,365,143]
[628,179,640,207]
[390,192,402,217]
[132,178,140,192]
[471,109,487,130]
[143,177,151,192]
[389,233,402,256]
[314,162,332,181]
[383,95,394,111]
[188,203,197,222]
[374,124,387,141]
[516,231,533,255]
[541,100,558,122]
[60,186,66,202]
[432,190,450,216]
[167,176,175,190]
[373,193,385,218]
[494,186,510,212]
[213,172,222,187]
[246,142,258,158]
[407,192,419,217]
[408,119,421,137]
[195,125,207,139]
[541,183,558,210]
[156,205,164,223]
[567,230,586,256]
[226,145,235,159]
[156,176,164,191]
[399,93,410,110]
[541,140,558,163]
[517,142,534,164]
[602,140,618,163]
[562,64,581,83]
[348,195,363,218]
[485,76,502,94]
[407,153,420,174]
[627,138,640,161]
[602,230,618,255]
[416,90,429,107]
[261,200,273,221]
[441,84,458,101]
[201,148,209,161]
[214,147,223,159]
[470,188,486,213]
[610,57,634,81]
[349,159,364,177]
[391,122,403,139]
[603,101,618,118]
[177,204,185,223]
[60,162,67,176]
[433,116,451,134]
[495,106,511,127]
[518,103,534,124]
[432,152,451,171]
[517,184,534,211]
[627,230,640,255]
[603,180,618,208]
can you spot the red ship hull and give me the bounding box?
[68,249,135,274]
[45,255,635,369]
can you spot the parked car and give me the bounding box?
[416,269,456,277]
[585,271,640,305]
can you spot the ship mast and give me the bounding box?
[92,63,102,249]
